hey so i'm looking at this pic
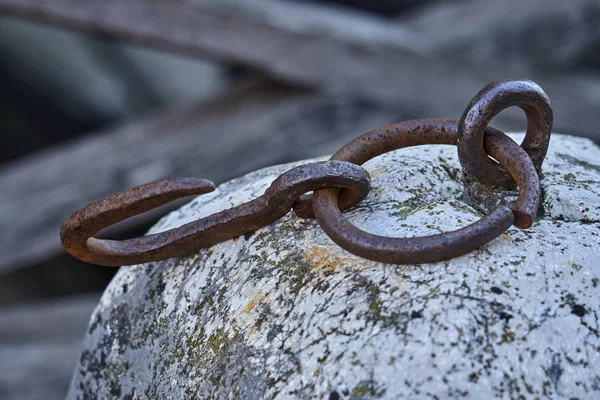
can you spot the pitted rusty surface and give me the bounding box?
[61,161,370,266]
[457,79,553,188]
[311,119,540,264]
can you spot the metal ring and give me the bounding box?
[312,119,540,265]
[457,79,553,188]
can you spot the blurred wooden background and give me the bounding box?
[0,0,599,398]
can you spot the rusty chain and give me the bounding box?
[60,161,371,266]
[61,79,552,266]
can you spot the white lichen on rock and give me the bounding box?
[69,134,600,400]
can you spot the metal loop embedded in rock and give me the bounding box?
[60,161,371,266]
[312,119,540,264]
[457,79,553,188]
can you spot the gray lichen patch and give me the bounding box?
[69,134,600,400]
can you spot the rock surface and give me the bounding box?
[69,133,600,399]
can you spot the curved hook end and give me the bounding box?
[60,177,215,266]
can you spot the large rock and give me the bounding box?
[69,133,600,399]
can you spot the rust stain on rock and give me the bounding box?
[305,246,343,272]
[242,293,267,315]
[366,166,387,178]
[242,299,258,314]
[305,246,346,272]
[240,294,267,315]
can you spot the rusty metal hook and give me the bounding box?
[457,79,553,188]
[311,119,540,264]
[61,161,371,266]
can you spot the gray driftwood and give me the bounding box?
[0,82,400,274]
[1,0,599,138]
[0,293,101,400]
[404,0,600,72]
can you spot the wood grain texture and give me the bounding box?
[0,293,101,400]
[1,0,599,273]
[1,0,599,138]
[0,82,401,274]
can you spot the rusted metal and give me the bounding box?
[60,161,371,266]
[61,79,552,267]
[311,119,540,264]
[457,79,553,188]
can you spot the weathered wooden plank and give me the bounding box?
[0,82,401,274]
[1,0,599,273]
[0,293,101,400]
[1,0,599,139]
[404,0,600,72]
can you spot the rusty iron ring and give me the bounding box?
[60,161,371,266]
[311,119,540,265]
[457,79,553,188]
